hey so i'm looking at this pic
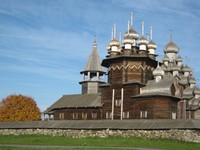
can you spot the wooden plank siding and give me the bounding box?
[54,108,102,120]
[101,54,159,119]
[132,97,178,119]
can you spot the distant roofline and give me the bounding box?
[123,80,146,86]
[132,93,181,100]
[79,80,106,84]
[80,70,106,74]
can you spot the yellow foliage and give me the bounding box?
[0,94,41,122]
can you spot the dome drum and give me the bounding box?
[109,51,120,57]
[123,49,133,55]
[148,49,155,55]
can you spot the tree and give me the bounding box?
[0,94,41,122]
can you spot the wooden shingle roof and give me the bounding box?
[45,94,102,114]
[83,40,105,73]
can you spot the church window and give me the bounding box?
[123,111,129,119]
[92,112,97,119]
[59,113,64,120]
[82,113,87,120]
[140,110,147,118]
[115,99,121,106]
[106,112,112,119]
[72,113,78,119]
[172,111,177,119]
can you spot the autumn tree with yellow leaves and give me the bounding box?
[0,94,41,122]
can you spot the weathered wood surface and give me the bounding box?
[0,119,200,130]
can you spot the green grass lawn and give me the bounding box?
[0,135,200,150]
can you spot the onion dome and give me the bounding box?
[109,38,120,47]
[182,65,192,72]
[164,38,179,53]
[147,40,157,49]
[123,34,134,45]
[176,55,183,62]
[153,63,165,76]
[189,76,196,84]
[162,54,170,62]
[124,27,139,40]
[171,63,181,71]
[194,88,200,95]
[138,36,148,46]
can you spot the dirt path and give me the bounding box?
[0,144,164,150]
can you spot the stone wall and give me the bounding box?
[0,129,199,143]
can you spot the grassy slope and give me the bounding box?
[0,135,200,150]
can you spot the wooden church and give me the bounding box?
[44,15,200,120]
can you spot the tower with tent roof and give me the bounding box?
[79,39,106,94]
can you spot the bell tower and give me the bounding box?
[79,40,106,94]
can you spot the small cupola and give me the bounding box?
[138,21,148,51]
[147,26,157,55]
[176,55,183,66]
[123,34,134,48]
[182,65,192,77]
[162,54,170,66]
[110,38,120,51]
[148,40,157,53]
[124,27,139,42]
[138,36,148,50]
[123,12,139,46]
[153,62,165,82]
[109,24,121,56]
[164,35,179,62]
[164,38,179,53]
[123,20,134,50]
[171,63,180,77]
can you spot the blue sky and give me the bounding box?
[0,0,200,112]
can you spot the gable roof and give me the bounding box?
[182,87,195,99]
[44,94,102,114]
[140,78,175,95]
